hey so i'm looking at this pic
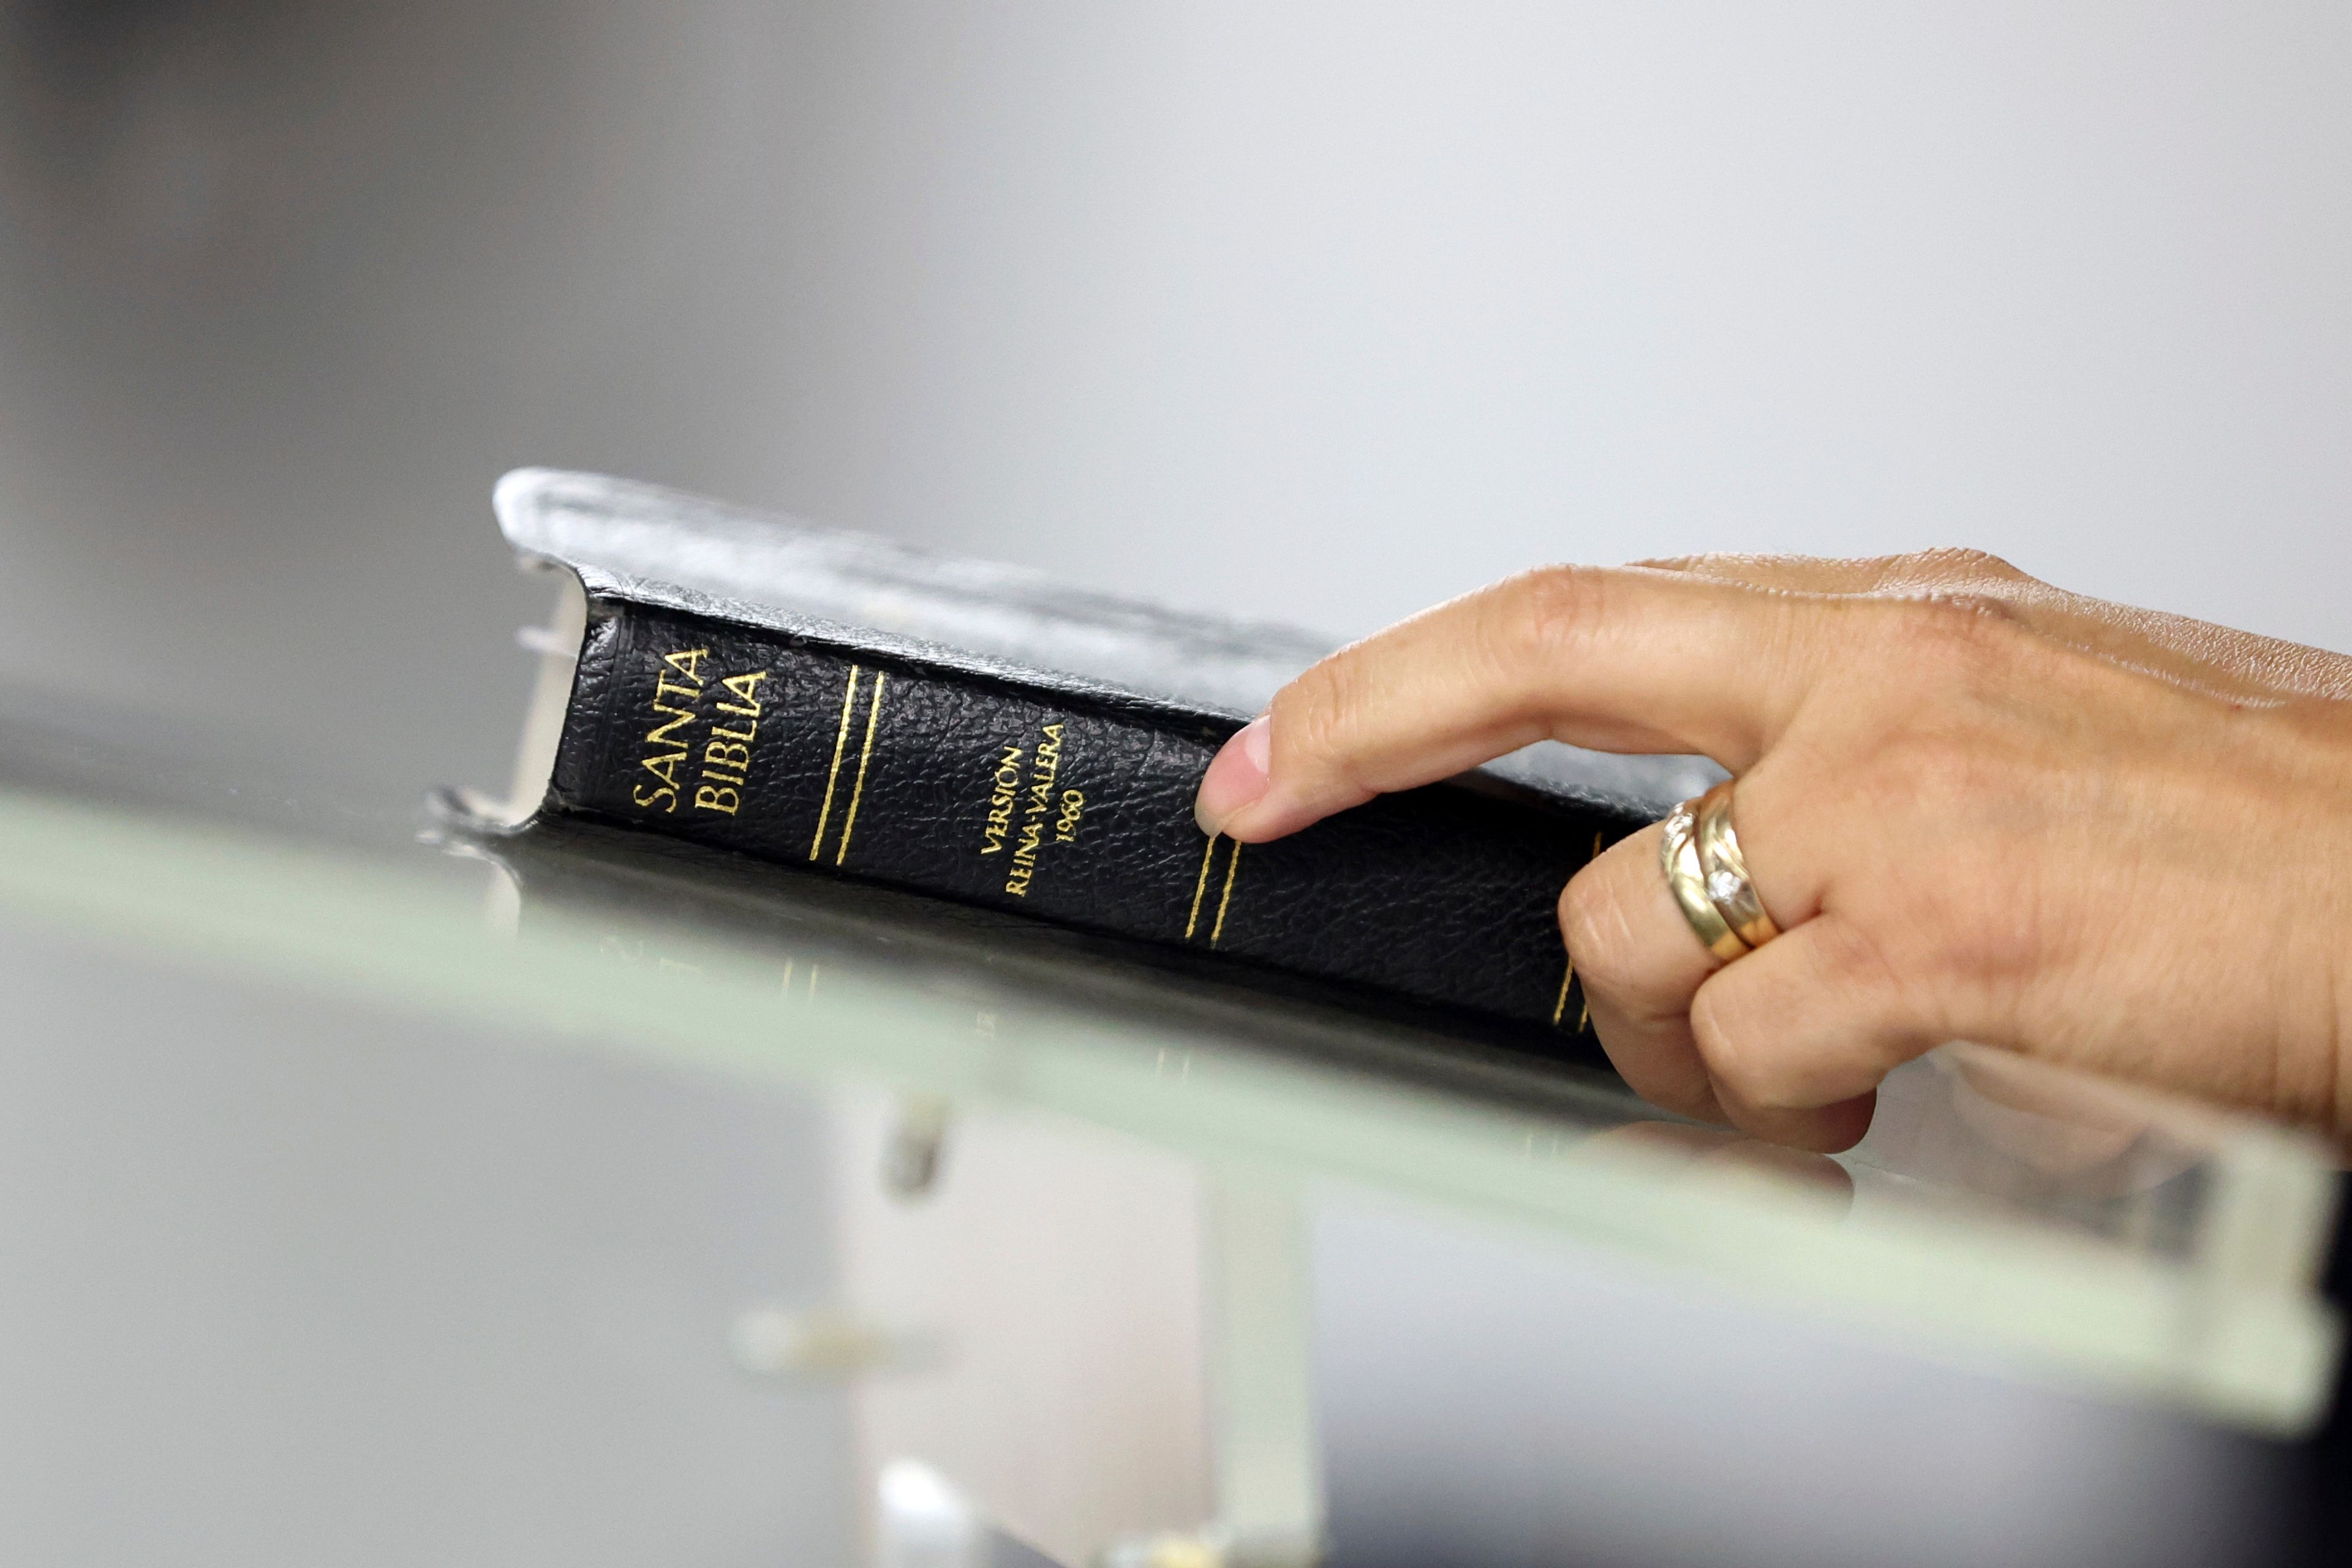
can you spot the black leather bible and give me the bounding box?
[463,472,1704,1050]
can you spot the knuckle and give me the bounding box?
[1687,986,1785,1105]
[1501,564,1610,668]
[1270,656,1364,769]
[1640,550,1735,575]
[1809,917,1915,1014]
[1919,590,2024,625]
[1894,593,2013,658]
[1556,864,1647,1001]
[1685,977,1747,1058]
[1860,595,2029,696]
[1689,927,1920,1110]
[1905,546,2027,583]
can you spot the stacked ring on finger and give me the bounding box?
[1659,797,1750,962]
[1694,780,1781,949]
[1660,779,1781,962]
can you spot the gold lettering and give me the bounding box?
[638,652,764,820]
[717,670,767,714]
[979,745,1023,854]
[635,646,698,808]
[644,700,696,752]
[1023,725,1065,817]
[983,723,1083,890]
[1004,819,1043,895]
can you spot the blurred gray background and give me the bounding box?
[2,1,2343,802]
[0,2,2343,1564]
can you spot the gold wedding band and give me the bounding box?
[1660,799,1751,963]
[1694,780,1782,949]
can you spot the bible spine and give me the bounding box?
[546,592,1637,1045]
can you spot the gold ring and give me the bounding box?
[1694,780,1781,950]
[1660,799,1751,963]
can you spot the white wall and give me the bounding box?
[760,3,2352,651]
[1,2,2343,803]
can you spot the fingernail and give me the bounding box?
[1194,716,1272,835]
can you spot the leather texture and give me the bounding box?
[497,467,1723,818]
[548,593,1646,1049]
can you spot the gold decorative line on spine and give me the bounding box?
[834,672,888,866]
[1552,957,1575,1027]
[810,665,862,860]
[1210,841,1242,946]
[1184,835,1220,941]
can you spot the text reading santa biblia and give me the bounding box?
[631,646,767,816]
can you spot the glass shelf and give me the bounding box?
[0,697,2336,1564]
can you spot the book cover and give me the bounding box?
[455,470,1686,1053]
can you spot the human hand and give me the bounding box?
[1191,554,2352,1150]
[1641,548,2352,704]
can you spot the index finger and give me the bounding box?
[1195,565,1825,842]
